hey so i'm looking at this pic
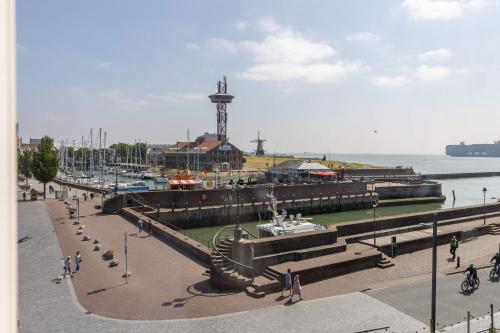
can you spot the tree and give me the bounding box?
[31,136,59,199]
[17,149,33,186]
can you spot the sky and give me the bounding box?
[15,0,500,155]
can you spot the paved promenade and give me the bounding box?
[18,197,429,332]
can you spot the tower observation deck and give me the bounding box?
[208,76,234,141]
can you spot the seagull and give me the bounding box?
[373,130,378,134]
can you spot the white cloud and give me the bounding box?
[256,16,282,33]
[98,62,112,69]
[346,32,382,42]
[402,0,494,20]
[102,89,206,110]
[236,17,364,82]
[236,21,248,31]
[241,61,364,82]
[418,48,452,60]
[102,89,149,110]
[372,75,411,87]
[145,92,206,103]
[416,64,451,81]
[239,30,335,65]
[206,38,238,54]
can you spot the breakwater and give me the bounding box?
[422,172,500,180]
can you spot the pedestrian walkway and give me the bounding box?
[18,198,428,332]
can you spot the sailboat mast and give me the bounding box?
[103,131,107,171]
[90,129,94,178]
[72,140,75,178]
[187,129,190,172]
[98,128,102,183]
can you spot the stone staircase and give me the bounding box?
[376,255,395,269]
[210,237,283,298]
[489,224,500,235]
[210,237,253,291]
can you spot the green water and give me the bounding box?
[184,202,442,247]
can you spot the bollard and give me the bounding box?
[491,303,494,333]
[457,256,460,268]
[467,311,470,333]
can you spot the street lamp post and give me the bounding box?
[372,202,378,247]
[236,184,241,228]
[483,187,487,225]
[73,197,80,224]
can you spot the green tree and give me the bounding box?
[17,149,33,186]
[31,136,59,199]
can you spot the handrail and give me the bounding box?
[239,225,258,239]
[212,225,255,281]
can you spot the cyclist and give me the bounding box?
[491,252,500,275]
[464,263,478,282]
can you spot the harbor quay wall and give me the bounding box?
[151,193,378,229]
[103,181,368,213]
[53,178,108,194]
[120,207,211,265]
[334,201,500,237]
[422,172,500,180]
[338,168,415,177]
[378,224,490,257]
[232,229,344,275]
[375,181,442,199]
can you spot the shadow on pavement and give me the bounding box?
[87,282,126,295]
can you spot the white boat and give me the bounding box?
[109,181,149,192]
[256,190,324,238]
[154,176,168,183]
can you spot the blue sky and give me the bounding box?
[16,0,500,154]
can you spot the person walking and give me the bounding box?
[450,236,458,260]
[137,219,144,236]
[289,274,303,303]
[75,251,82,273]
[63,256,72,278]
[282,268,292,296]
[22,191,26,201]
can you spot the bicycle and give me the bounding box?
[461,273,480,292]
[489,264,500,280]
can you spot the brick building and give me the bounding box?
[163,133,243,171]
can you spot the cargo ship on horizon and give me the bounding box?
[446,141,500,157]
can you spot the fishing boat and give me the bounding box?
[256,189,324,238]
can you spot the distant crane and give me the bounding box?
[250,131,266,156]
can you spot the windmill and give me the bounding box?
[250,131,266,156]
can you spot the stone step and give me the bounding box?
[252,276,282,294]
[376,257,395,269]
[376,261,395,269]
[245,286,265,299]
[262,268,281,281]
[261,271,277,281]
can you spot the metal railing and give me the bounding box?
[212,225,256,282]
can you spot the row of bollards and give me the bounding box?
[465,304,495,333]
